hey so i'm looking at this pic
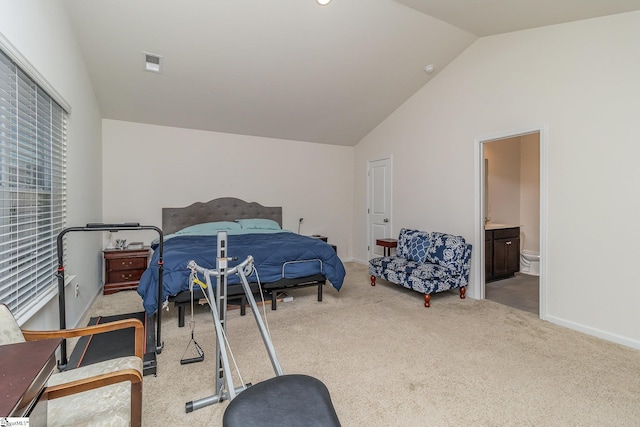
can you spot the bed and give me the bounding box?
[136,198,346,325]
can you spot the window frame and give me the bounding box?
[0,33,70,325]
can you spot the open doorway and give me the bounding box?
[474,127,547,318]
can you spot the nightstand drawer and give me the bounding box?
[107,257,148,272]
[107,268,145,284]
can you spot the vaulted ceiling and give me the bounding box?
[63,0,640,146]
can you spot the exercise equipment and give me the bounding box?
[67,311,147,368]
[180,271,205,365]
[184,232,341,426]
[223,374,341,427]
[185,231,282,412]
[56,223,164,376]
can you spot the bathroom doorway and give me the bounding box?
[475,127,547,318]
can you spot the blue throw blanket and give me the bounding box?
[137,232,346,314]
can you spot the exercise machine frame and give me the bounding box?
[185,231,283,413]
[56,222,164,376]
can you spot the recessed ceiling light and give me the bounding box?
[144,52,163,73]
[316,0,332,5]
[424,64,435,74]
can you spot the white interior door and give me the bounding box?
[368,158,392,259]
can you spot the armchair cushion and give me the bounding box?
[397,228,429,259]
[48,384,131,427]
[369,257,450,280]
[48,356,142,427]
[406,234,430,262]
[0,304,26,344]
[425,232,468,274]
[48,355,142,386]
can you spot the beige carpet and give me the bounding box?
[86,262,640,426]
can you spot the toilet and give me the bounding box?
[520,249,540,276]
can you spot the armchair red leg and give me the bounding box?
[370,275,376,286]
[459,287,466,299]
[423,294,431,308]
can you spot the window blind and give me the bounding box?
[0,48,67,320]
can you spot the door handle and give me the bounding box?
[383,218,389,223]
[506,241,512,245]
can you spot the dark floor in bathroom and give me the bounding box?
[485,273,539,315]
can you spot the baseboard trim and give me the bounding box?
[545,314,640,350]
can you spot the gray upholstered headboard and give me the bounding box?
[162,197,283,235]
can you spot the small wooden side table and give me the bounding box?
[376,238,398,256]
[0,338,61,417]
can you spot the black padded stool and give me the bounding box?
[223,374,341,427]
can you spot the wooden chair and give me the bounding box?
[0,304,143,426]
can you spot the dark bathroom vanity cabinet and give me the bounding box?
[485,226,520,282]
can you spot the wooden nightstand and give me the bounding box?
[103,247,150,294]
[309,235,337,253]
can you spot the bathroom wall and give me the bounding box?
[519,133,540,252]
[485,134,540,252]
[485,137,521,226]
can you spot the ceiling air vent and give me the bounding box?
[143,52,162,73]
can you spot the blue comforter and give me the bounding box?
[137,232,345,314]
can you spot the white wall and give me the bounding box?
[0,0,103,329]
[354,12,640,348]
[102,120,354,258]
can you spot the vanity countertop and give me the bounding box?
[485,223,520,231]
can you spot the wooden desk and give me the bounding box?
[376,238,398,256]
[0,338,61,417]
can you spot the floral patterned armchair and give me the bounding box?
[369,228,472,307]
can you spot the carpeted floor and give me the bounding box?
[86,262,640,426]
